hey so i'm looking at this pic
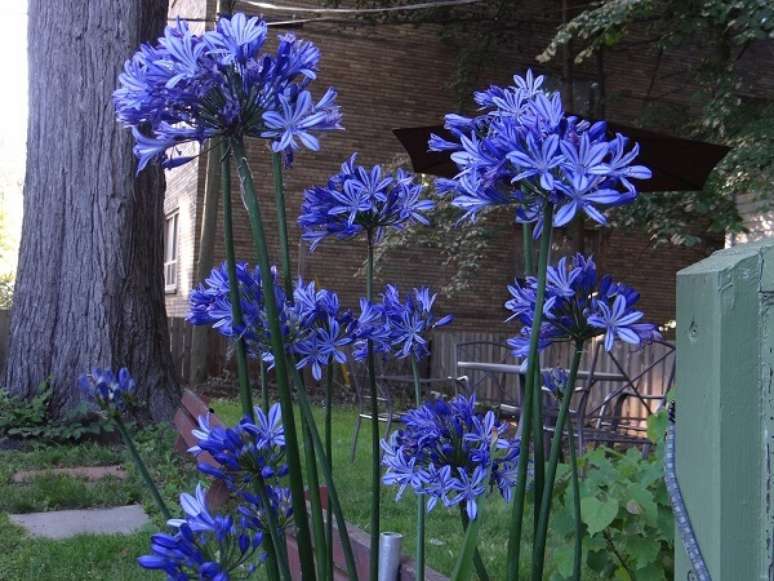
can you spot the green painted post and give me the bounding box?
[676,239,774,580]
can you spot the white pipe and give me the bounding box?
[378,531,403,581]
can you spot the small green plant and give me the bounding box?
[0,381,112,443]
[550,413,674,580]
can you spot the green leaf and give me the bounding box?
[552,544,575,578]
[627,484,658,526]
[581,496,619,535]
[622,534,660,569]
[647,411,668,444]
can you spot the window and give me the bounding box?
[164,212,179,293]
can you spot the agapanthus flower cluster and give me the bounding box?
[506,253,661,357]
[298,154,434,250]
[78,367,135,414]
[114,12,342,171]
[138,483,265,580]
[429,69,651,230]
[188,263,355,380]
[381,394,520,520]
[189,404,294,532]
[352,285,453,360]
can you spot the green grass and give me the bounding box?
[213,399,542,579]
[0,399,592,580]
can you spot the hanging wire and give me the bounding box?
[664,401,712,581]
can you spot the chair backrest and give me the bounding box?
[576,338,676,434]
[455,340,518,406]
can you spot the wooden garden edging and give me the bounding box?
[173,389,446,580]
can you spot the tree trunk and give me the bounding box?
[6,0,179,421]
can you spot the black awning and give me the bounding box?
[393,122,731,192]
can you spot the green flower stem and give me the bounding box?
[532,341,584,580]
[114,416,171,521]
[230,137,315,581]
[271,151,293,296]
[521,223,546,533]
[289,367,329,581]
[410,359,426,580]
[505,204,554,581]
[294,378,360,580]
[324,364,335,575]
[366,232,381,581]
[220,141,254,419]
[458,507,490,581]
[253,473,291,581]
[565,403,583,581]
[270,149,330,579]
[259,358,270,413]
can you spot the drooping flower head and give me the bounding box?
[353,285,453,360]
[114,13,342,171]
[381,394,520,520]
[188,403,294,535]
[430,69,651,231]
[298,154,434,250]
[187,263,353,379]
[138,483,265,579]
[506,253,661,357]
[78,367,135,414]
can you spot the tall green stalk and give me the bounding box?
[410,359,426,580]
[270,150,330,579]
[522,223,545,532]
[566,403,583,581]
[259,359,270,413]
[271,151,293,295]
[532,341,584,580]
[458,507,491,581]
[366,232,381,581]
[230,137,316,581]
[295,382,360,580]
[114,416,171,521]
[505,205,554,581]
[324,364,335,576]
[253,473,291,581]
[290,368,329,581]
[219,141,254,419]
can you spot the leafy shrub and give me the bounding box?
[0,380,112,442]
[550,413,673,580]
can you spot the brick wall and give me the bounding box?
[162,1,742,332]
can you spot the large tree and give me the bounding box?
[5,0,179,420]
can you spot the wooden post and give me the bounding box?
[676,239,774,579]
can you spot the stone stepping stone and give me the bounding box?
[11,464,127,483]
[9,505,150,539]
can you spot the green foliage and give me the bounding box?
[0,381,112,443]
[371,190,501,297]
[550,412,673,580]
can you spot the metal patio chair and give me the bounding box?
[349,352,467,461]
[454,340,519,416]
[572,339,676,453]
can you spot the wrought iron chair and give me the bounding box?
[454,340,519,417]
[571,339,676,453]
[349,355,468,461]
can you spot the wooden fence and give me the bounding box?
[168,320,674,418]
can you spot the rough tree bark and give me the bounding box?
[5,0,179,420]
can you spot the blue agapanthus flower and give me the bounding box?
[138,483,264,580]
[298,154,434,250]
[349,285,452,361]
[190,403,290,494]
[430,69,651,230]
[381,394,520,520]
[505,253,661,357]
[78,367,135,413]
[114,13,342,171]
[188,263,354,379]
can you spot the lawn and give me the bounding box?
[0,399,582,580]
